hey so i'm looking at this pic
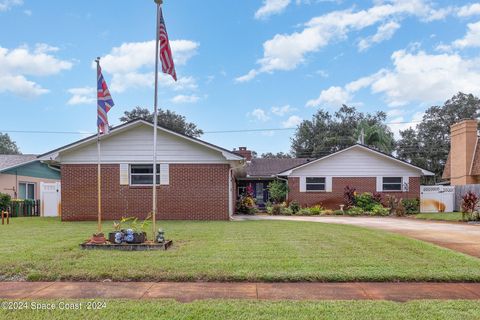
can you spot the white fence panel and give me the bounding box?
[40,182,61,217]
[420,186,455,213]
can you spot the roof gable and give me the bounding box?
[39,120,243,163]
[279,144,434,176]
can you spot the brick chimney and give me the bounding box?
[450,119,478,185]
[235,147,253,161]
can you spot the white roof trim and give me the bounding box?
[278,144,435,176]
[0,159,41,173]
[39,120,244,162]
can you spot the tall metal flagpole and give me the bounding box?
[95,57,102,235]
[152,0,162,240]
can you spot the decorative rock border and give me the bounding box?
[80,240,173,251]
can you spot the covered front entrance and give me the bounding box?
[237,179,272,208]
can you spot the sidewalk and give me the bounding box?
[1,282,480,302]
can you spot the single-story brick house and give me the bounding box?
[236,144,434,210]
[39,120,244,221]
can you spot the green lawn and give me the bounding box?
[2,300,480,320]
[2,217,480,282]
[415,212,464,222]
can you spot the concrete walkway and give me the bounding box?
[1,282,480,302]
[234,215,480,258]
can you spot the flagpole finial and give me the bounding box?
[154,0,163,5]
[95,57,100,64]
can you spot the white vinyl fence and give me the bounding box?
[420,186,455,213]
[40,182,61,217]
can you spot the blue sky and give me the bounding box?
[1,0,480,155]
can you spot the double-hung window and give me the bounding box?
[382,177,403,191]
[306,177,326,191]
[130,164,160,185]
[19,182,35,200]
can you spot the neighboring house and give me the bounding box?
[443,119,480,185]
[39,120,244,221]
[0,154,61,201]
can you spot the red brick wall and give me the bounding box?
[61,164,230,221]
[287,177,420,210]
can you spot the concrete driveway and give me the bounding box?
[234,215,480,258]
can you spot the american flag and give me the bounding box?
[97,65,115,134]
[159,7,177,81]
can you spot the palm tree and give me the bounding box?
[355,120,395,154]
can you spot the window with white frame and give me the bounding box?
[382,177,403,191]
[306,177,326,191]
[19,182,35,200]
[130,164,161,185]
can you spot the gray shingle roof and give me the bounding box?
[0,154,38,170]
[246,158,312,177]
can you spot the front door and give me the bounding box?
[255,183,264,206]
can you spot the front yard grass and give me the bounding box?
[2,218,480,282]
[2,300,480,320]
[415,212,464,222]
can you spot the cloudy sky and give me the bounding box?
[1,0,480,155]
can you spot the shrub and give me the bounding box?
[308,205,323,216]
[333,210,345,215]
[370,204,389,216]
[372,192,383,204]
[296,208,312,216]
[322,209,334,215]
[236,195,257,215]
[402,198,420,215]
[462,191,480,221]
[355,192,380,212]
[385,195,399,216]
[0,193,11,212]
[267,180,288,204]
[395,199,406,217]
[346,206,364,216]
[271,204,283,216]
[281,207,293,216]
[344,185,356,209]
[289,201,301,214]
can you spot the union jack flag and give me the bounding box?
[97,65,114,134]
[159,8,177,81]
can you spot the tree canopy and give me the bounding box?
[396,92,480,179]
[290,105,393,157]
[260,152,292,159]
[0,133,20,155]
[120,107,204,138]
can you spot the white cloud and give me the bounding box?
[255,0,291,19]
[238,0,450,81]
[235,69,258,83]
[23,9,31,16]
[310,48,480,108]
[452,21,480,49]
[171,94,199,104]
[306,86,351,108]
[67,87,95,105]
[98,39,199,93]
[0,0,22,11]
[271,104,295,116]
[457,3,480,17]
[282,115,303,128]
[358,20,401,51]
[388,111,424,138]
[0,43,72,97]
[248,108,270,122]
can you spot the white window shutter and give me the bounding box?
[299,177,306,192]
[376,177,383,192]
[160,163,169,185]
[403,176,410,191]
[325,177,333,192]
[119,164,129,185]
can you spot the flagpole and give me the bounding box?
[152,0,162,240]
[95,57,102,235]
